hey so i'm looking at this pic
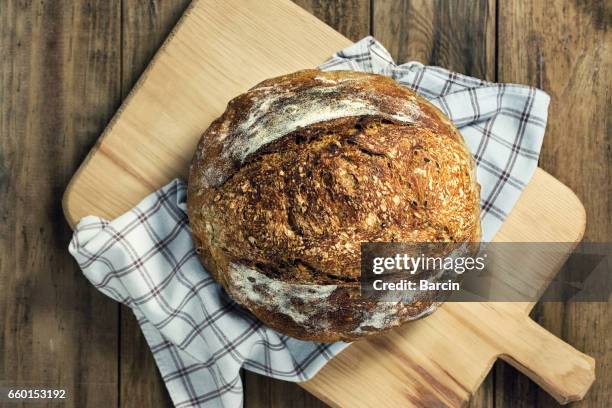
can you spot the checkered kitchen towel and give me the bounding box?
[69,37,550,408]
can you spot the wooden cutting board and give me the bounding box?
[62,0,595,406]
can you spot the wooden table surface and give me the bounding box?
[0,1,609,407]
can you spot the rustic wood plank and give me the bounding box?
[246,376,331,408]
[119,1,192,407]
[122,0,193,91]
[372,0,495,79]
[291,0,371,41]
[497,0,611,407]
[372,1,496,406]
[0,1,121,407]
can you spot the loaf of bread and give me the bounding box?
[187,69,481,342]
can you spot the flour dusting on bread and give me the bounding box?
[227,263,337,328]
[196,70,423,188]
[227,262,436,337]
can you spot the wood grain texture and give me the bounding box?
[372,2,496,407]
[0,1,121,407]
[119,1,191,407]
[497,1,611,407]
[373,0,495,80]
[291,0,370,41]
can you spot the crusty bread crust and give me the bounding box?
[188,70,481,342]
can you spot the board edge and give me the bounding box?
[62,0,203,229]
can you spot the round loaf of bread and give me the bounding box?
[187,69,481,342]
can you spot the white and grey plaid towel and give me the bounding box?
[69,37,550,408]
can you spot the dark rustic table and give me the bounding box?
[1,1,609,407]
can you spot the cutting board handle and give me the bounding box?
[498,316,595,404]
